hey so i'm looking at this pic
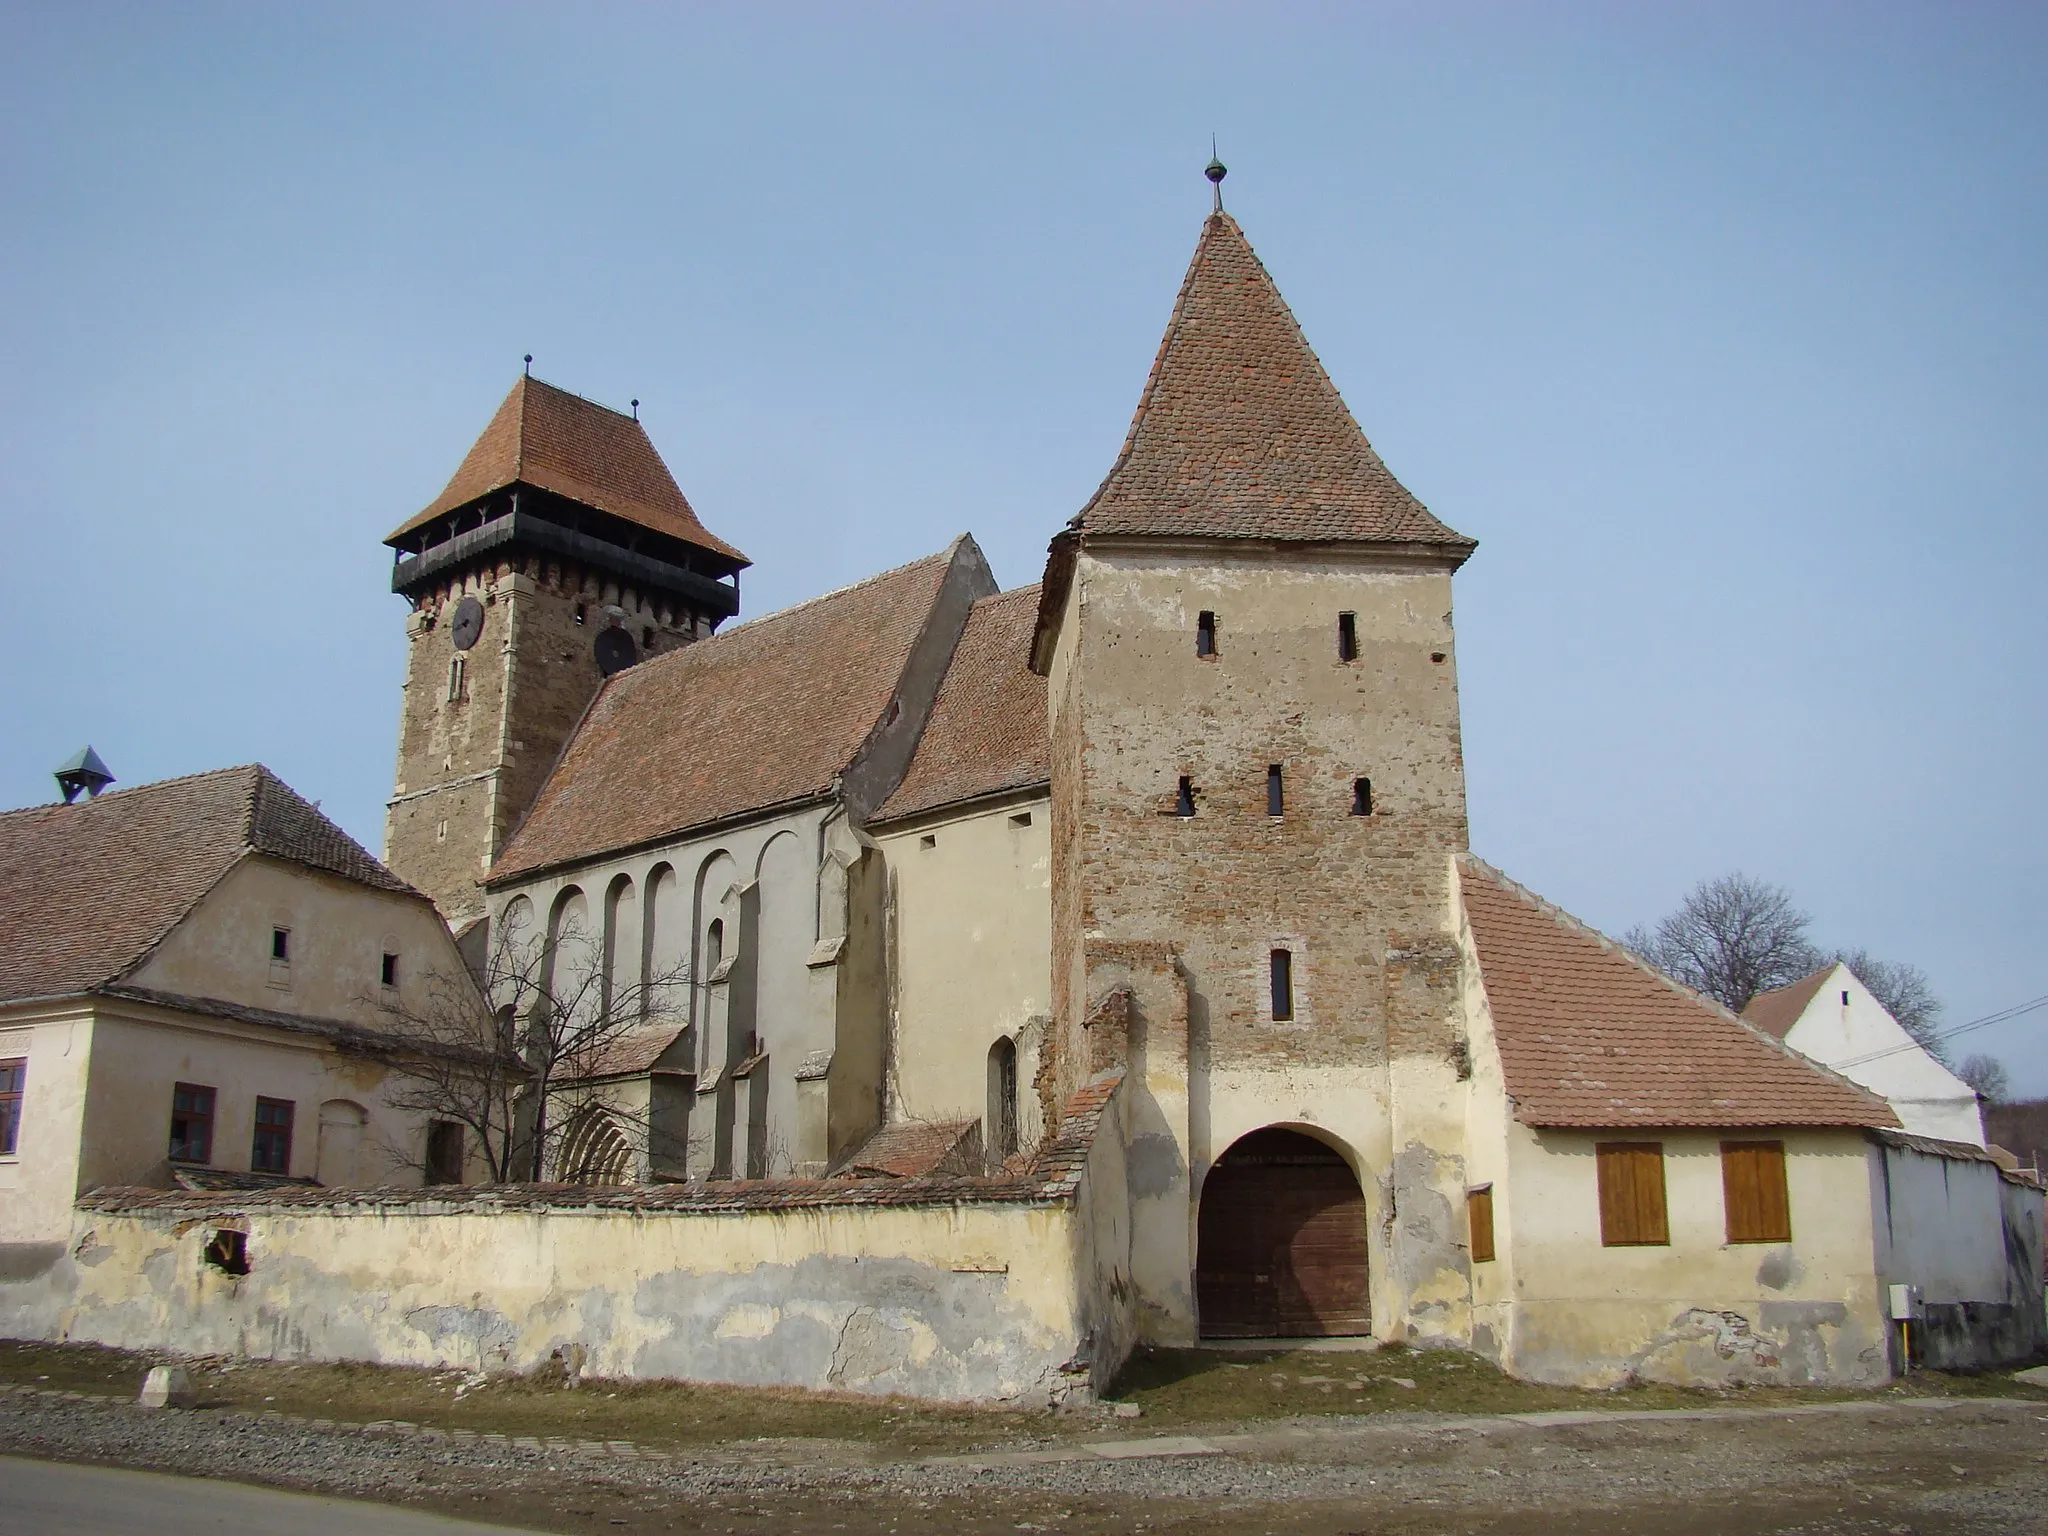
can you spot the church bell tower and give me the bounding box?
[383,373,749,927]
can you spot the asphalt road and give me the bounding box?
[0,1455,543,1535]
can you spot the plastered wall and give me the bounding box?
[876,791,1051,1144]
[11,1192,1101,1404]
[129,857,466,1028]
[491,801,885,1180]
[1499,1125,1890,1387]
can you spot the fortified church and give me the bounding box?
[5,176,2038,1399]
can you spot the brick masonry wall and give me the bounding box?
[1069,546,1469,1073]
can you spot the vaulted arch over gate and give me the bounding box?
[1196,1127,1370,1339]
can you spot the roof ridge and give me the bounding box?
[0,761,263,820]
[1457,853,1895,1120]
[704,543,960,641]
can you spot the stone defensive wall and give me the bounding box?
[0,1076,1135,1406]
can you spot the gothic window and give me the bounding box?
[987,1037,1019,1164]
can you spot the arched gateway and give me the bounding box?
[1196,1128,1371,1338]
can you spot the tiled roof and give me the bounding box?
[490,546,967,882]
[873,585,1049,823]
[1740,965,1838,1040]
[563,1026,691,1082]
[80,1071,1128,1215]
[1076,213,1474,553]
[838,1119,982,1179]
[1458,858,1896,1130]
[0,765,416,1005]
[384,376,749,567]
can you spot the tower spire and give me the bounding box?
[1205,140,1227,213]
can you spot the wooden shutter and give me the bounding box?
[1596,1142,1669,1246]
[1468,1185,1496,1263]
[1720,1140,1791,1243]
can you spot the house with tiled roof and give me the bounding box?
[0,764,487,1247]
[1743,962,1986,1145]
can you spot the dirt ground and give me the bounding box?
[2,1341,2045,1534]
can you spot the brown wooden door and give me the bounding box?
[1197,1128,1370,1338]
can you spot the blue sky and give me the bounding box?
[3,3,2043,1092]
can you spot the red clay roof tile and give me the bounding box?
[0,765,416,1004]
[385,376,748,566]
[489,547,966,882]
[1459,857,1895,1130]
[874,585,1049,823]
[1078,213,1474,553]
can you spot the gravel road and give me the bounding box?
[3,1383,2045,1534]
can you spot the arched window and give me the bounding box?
[987,1036,1019,1164]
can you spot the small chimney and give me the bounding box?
[54,746,114,804]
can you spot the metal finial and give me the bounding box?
[631,399,640,420]
[523,354,533,376]
[54,744,114,804]
[1205,139,1227,213]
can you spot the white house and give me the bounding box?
[1743,963,1984,1146]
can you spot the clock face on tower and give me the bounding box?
[594,626,638,676]
[449,596,485,651]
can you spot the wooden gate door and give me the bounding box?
[1197,1128,1370,1338]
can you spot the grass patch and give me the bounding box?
[1102,1342,2048,1426]
[5,1338,2041,1452]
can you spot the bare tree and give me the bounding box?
[1623,873,1821,1014]
[1828,949,1946,1061]
[1955,1053,2010,1103]
[379,902,693,1183]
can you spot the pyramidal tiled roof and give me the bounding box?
[1077,212,1473,552]
[385,376,750,567]
[0,765,417,1004]
[1458,857,1895,1131]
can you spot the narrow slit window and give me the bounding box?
[1351,777,1373,816]
[1721,1140,1792,1244]
[1468,1185,1496,1263]
[1267,764,1284,817]
[1596,1142,1670,1246]
[1175,776,1196,817]
[270,928,290,963]
[447,655,466,701]
[1270,949,1295,1021]
[380,952,399,988]
[574,602,587,626]
[1337,611,1358,662]
[1195,610,1217,658]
